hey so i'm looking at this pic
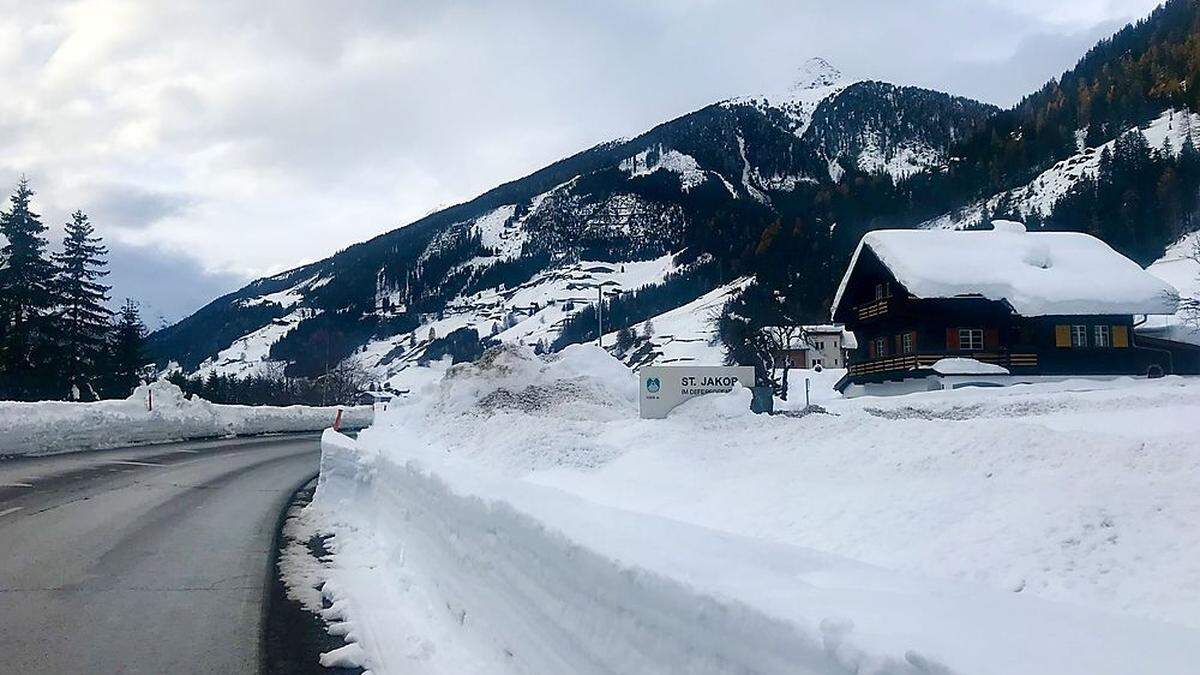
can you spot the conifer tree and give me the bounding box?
[53,210,113,400]
[103,299,147,398]
[0,177,58,399]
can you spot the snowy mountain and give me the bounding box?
[148,58,997,387]
[151,0,1200,389]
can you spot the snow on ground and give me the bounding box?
[300,345,1200,674]
[925,109,1200,230]
[0,380,371,457]
[1143,230,1200,345]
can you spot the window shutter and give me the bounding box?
[868,339,876,358]
[946,328,959,350]
[1112,325,1129,348]
[895,334,902,354]
[984,328,1000,350]
[1054,325,1071,347]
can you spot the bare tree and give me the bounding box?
[1180,238,1200,330]
[320,357,372,406]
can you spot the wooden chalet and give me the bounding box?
[831,221,1195,396]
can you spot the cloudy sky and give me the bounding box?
[0,0,1164,324]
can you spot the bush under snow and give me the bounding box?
[0,379,372,457]
[303,344,1200,674]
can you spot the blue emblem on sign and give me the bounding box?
[645,377,661,393]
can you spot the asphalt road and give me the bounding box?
[0,434,323,674]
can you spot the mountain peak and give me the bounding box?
[790,57,843,92]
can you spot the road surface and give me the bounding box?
[0,434,322,674]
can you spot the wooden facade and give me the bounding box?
[833,247,1178,389]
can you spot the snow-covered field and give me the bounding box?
[0,380,372,457]
[297,345,1200,674]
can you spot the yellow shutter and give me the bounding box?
[1112,325,1129,348]
[1054,325,1071,347]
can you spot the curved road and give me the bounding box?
[0,434,322,674]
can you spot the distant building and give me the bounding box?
[830,221,1198,396]
[353,390,394,407]
[771,324,857,369]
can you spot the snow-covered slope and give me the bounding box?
[299,345,1200,674]
[924,108,1200,230]
[606,278,749,368]
[359,253,680,388]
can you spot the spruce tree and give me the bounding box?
[53,211,113,400]
[0,177,58,399]
[104,299,147,398]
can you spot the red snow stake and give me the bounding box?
[333,408,343,431]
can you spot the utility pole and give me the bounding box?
[597,284,603,349]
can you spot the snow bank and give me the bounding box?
[0,380,372,457]
[305,345,1200,674]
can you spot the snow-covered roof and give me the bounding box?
[832,221,1179,318]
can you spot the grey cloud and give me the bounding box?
[104,239,243,326]
[86,183,195,230]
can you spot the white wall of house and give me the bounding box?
[806,331,849,368]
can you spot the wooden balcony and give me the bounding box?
[855,298,889,321]
[847,351,1039,376]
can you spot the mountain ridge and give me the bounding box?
[150,1,1200,390]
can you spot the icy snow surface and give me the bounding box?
[833,220,1178,317]
[302,345,1200,674]
[0,380,371,457]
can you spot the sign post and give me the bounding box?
[638,365,755,419]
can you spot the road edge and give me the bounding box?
[260,474,364,675]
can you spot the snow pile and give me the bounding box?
[0,380,371,457]
[930,357,1009,375]
[834,220,1178,317]
[302,345,1200,674]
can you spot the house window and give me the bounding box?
[1071,325,1088,347]
[811,358,823,367]
[901,332,914,354]
[873,336,888,357]
[958,328,984,351]
[1094,325,1111,347]
[874,282,891,300]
